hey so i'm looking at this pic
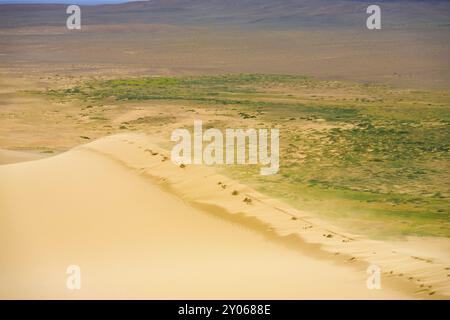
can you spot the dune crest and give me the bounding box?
[84,134,450,298]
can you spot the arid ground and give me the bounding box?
[0,0,449,299]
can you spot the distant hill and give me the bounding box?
[1,0,449,29]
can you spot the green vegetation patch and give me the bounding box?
[42,74,450,238]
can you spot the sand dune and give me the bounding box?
[0,148,46,165]
[0,134,448,299]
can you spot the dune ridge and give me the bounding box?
[82,134,450,298]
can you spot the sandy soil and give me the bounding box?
[0,134,448,299]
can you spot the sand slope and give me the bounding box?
[0,148,46,165]
[0,134,448,299]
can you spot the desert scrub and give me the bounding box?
[40,74,450,238]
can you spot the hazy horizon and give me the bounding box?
[0,0,137,4]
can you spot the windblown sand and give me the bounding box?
[1,134,448,299]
